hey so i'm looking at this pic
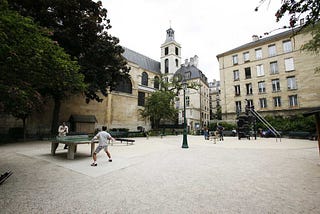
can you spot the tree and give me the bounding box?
[139,73,201,129]
[8,0,130,133]
[256,0,320,52]
[0,2,85,137]
[0,85,43,140]
[140,90,178,129]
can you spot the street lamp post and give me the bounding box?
[182,81,189,148]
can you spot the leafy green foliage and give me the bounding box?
[256,0,320,72]
[301,23,320,55]
[8,0,130,102]
[0,3,86,136]
[256,114,316,133]
[139,91,178,129]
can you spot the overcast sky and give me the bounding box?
[101,0,289,81]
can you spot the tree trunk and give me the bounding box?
[22,117,26,141]
[51,96,61,136]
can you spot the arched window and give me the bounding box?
[165,59,169,74]
[114,76,132,94]
[154,76,160,89]
[165,47,169,55]
[142,72,148,86]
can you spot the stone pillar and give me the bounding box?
[106,92,112,128]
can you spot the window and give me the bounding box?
[256,64,264,76]
[246,83,253,95]
[165,47,169,55]
[138,92,145,106]
[289,95,298,107]
[258,81,266,93]
[284,58,295,71]
[175,47,179,55]
[235,101,242,113]
[255,48,262,59]
[175,59,179,67]
[268,44,276,57]
[186,96,190,107]
[141,72,148,86]
[115,76,132,94]
[175,100,180,109]
[235,85,241,96]
[233,70,239,81]
[243,52,250,62]
[287,76,297,90]
[283,40,292,53]
[185,71,191,79]
[247,99,254,107]
[175,96,180,107]
[232,55,238,65]
[270,61,279,74]
[272,79,281,92]
[245,67,251,79]
[259,98,267,108]
[154,76,160,89]
[165,59,169,73]
[273,96,281,107]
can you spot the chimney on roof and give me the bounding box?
[252,35,259,42]
[193,55,198,67]
[189,57,194,66]
[184,59,188,66]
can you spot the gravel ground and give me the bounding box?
[0,136,319,214]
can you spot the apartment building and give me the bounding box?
[208,79,221,120]
[175,57,210,132]
[216,28,320,120]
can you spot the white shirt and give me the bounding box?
[58,125,68,136]
[93,131,112,147]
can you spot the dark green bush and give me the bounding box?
[257,114,316,133]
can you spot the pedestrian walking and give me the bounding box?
[217,125,224,141]
[91,126,115,166]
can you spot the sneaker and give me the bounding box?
[91,163,97,167]
[108,159,112,162]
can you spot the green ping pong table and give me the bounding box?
[51,135,97,160]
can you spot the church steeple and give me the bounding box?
[165,28,175,42]
[160,27,181,77]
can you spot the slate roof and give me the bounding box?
[122,47,161,73]
[175,65,208,85]
[216,28,299,58]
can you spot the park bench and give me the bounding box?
[110,138,135,146]
[288,131,311,139]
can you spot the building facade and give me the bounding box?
[216,28,320,120]
[208,79,221,120]
[0,28,210,135]
[175,57,210,133]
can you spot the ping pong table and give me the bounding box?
[51,135,97,160]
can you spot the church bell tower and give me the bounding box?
[160,27,181,79]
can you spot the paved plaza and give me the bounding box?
[0,135,319,213]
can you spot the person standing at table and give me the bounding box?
[91,126,115,166]
[58,122,69,149]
